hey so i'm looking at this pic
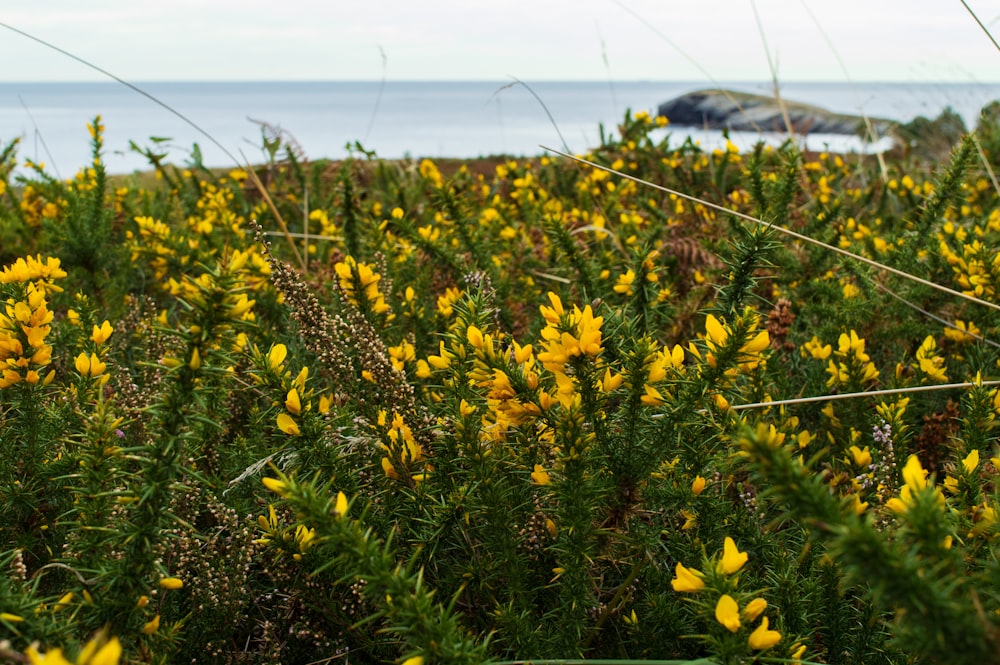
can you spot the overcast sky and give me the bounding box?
[1,1,999,82]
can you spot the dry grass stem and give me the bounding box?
[542,146,1000,314]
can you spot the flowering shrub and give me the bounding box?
[0,112,999,665]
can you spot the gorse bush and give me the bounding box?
[1,106,1000,665]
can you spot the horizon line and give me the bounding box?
[1,78,1000,86]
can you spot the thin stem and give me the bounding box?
[872,281,1000,349]
[542,146,1000,314]
[730,380,1000,412]
[492,78,570,154]
[0,21,240,168]
[750,0,795,137]
[960,0,1000,53]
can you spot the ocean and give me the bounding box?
[0,80,998,176]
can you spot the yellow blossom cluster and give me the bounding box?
[73,319,114,385]
[886,454,945,514]
[912,335,947,382]
[463,324,546,443]
[376,409,426,482]
[671,537,783,652]
[824,330,879,388]
[0,254,68,289]
[262,343,332,437]
[536,292,605,406]
[435,286,463,318]
[25,635,122,665]
[418,158,443,188]
[689,312,769,377]
[0,282,56,389]
[638,341,686,407]
[127,216,174,282]
[334,256,391,316]
[19,184,62,227]
[938,222,1000,300]
[943,319,980,344]
[255,503,316,562]
[188,181,243,239]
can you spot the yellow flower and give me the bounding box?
[335,491,348,518]
[90,320,114,345]
[670,562,705,592]
[28,635,122,665]
[276,412,301,436]
[802,335,832,360]
[742,598,767,622]
[53,591,74,612]
[748,615,782,649]
[887,454,943,514]
[839,330,865,356]
[268,343,287,371]
[262,476,289,497]
[902,453,927,490]
[613,269,636,295]
[963,449,980,474]
[142,614,161,635]
[719,536,748,574]
[227,293,256,319]
[914,335,947,382]
[885,496,908,513]
[189,347,201,371]
[159,577,184,590]
[293,524,316,558]
[77,636,122,665]
[691,476,707,496]
[715,594,741,633]
[285,389,302,415]
[705,314,728,347]
[944,319,980,343]
[466,325,485,349]
[26,645,72,664]
[74,352,107,378]
[0,612,24,622]
[531,464,551,485]
[513,341,533,364]
[641,384,665,407]
[401,656,424,665]
[601,368,623,392]
[257,503,279,538]
[0,254,67,284]
[848,445,872,468]
[742,329,770,354]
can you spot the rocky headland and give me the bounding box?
[657,88,896,137]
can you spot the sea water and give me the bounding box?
[0,80,998,176]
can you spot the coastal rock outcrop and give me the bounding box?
[657,89,895,137]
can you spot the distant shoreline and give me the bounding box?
[3,78,1000,84]
[3,80,995,175]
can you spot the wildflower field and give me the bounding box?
[2,106,1000,665]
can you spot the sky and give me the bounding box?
[0,0,999,83]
